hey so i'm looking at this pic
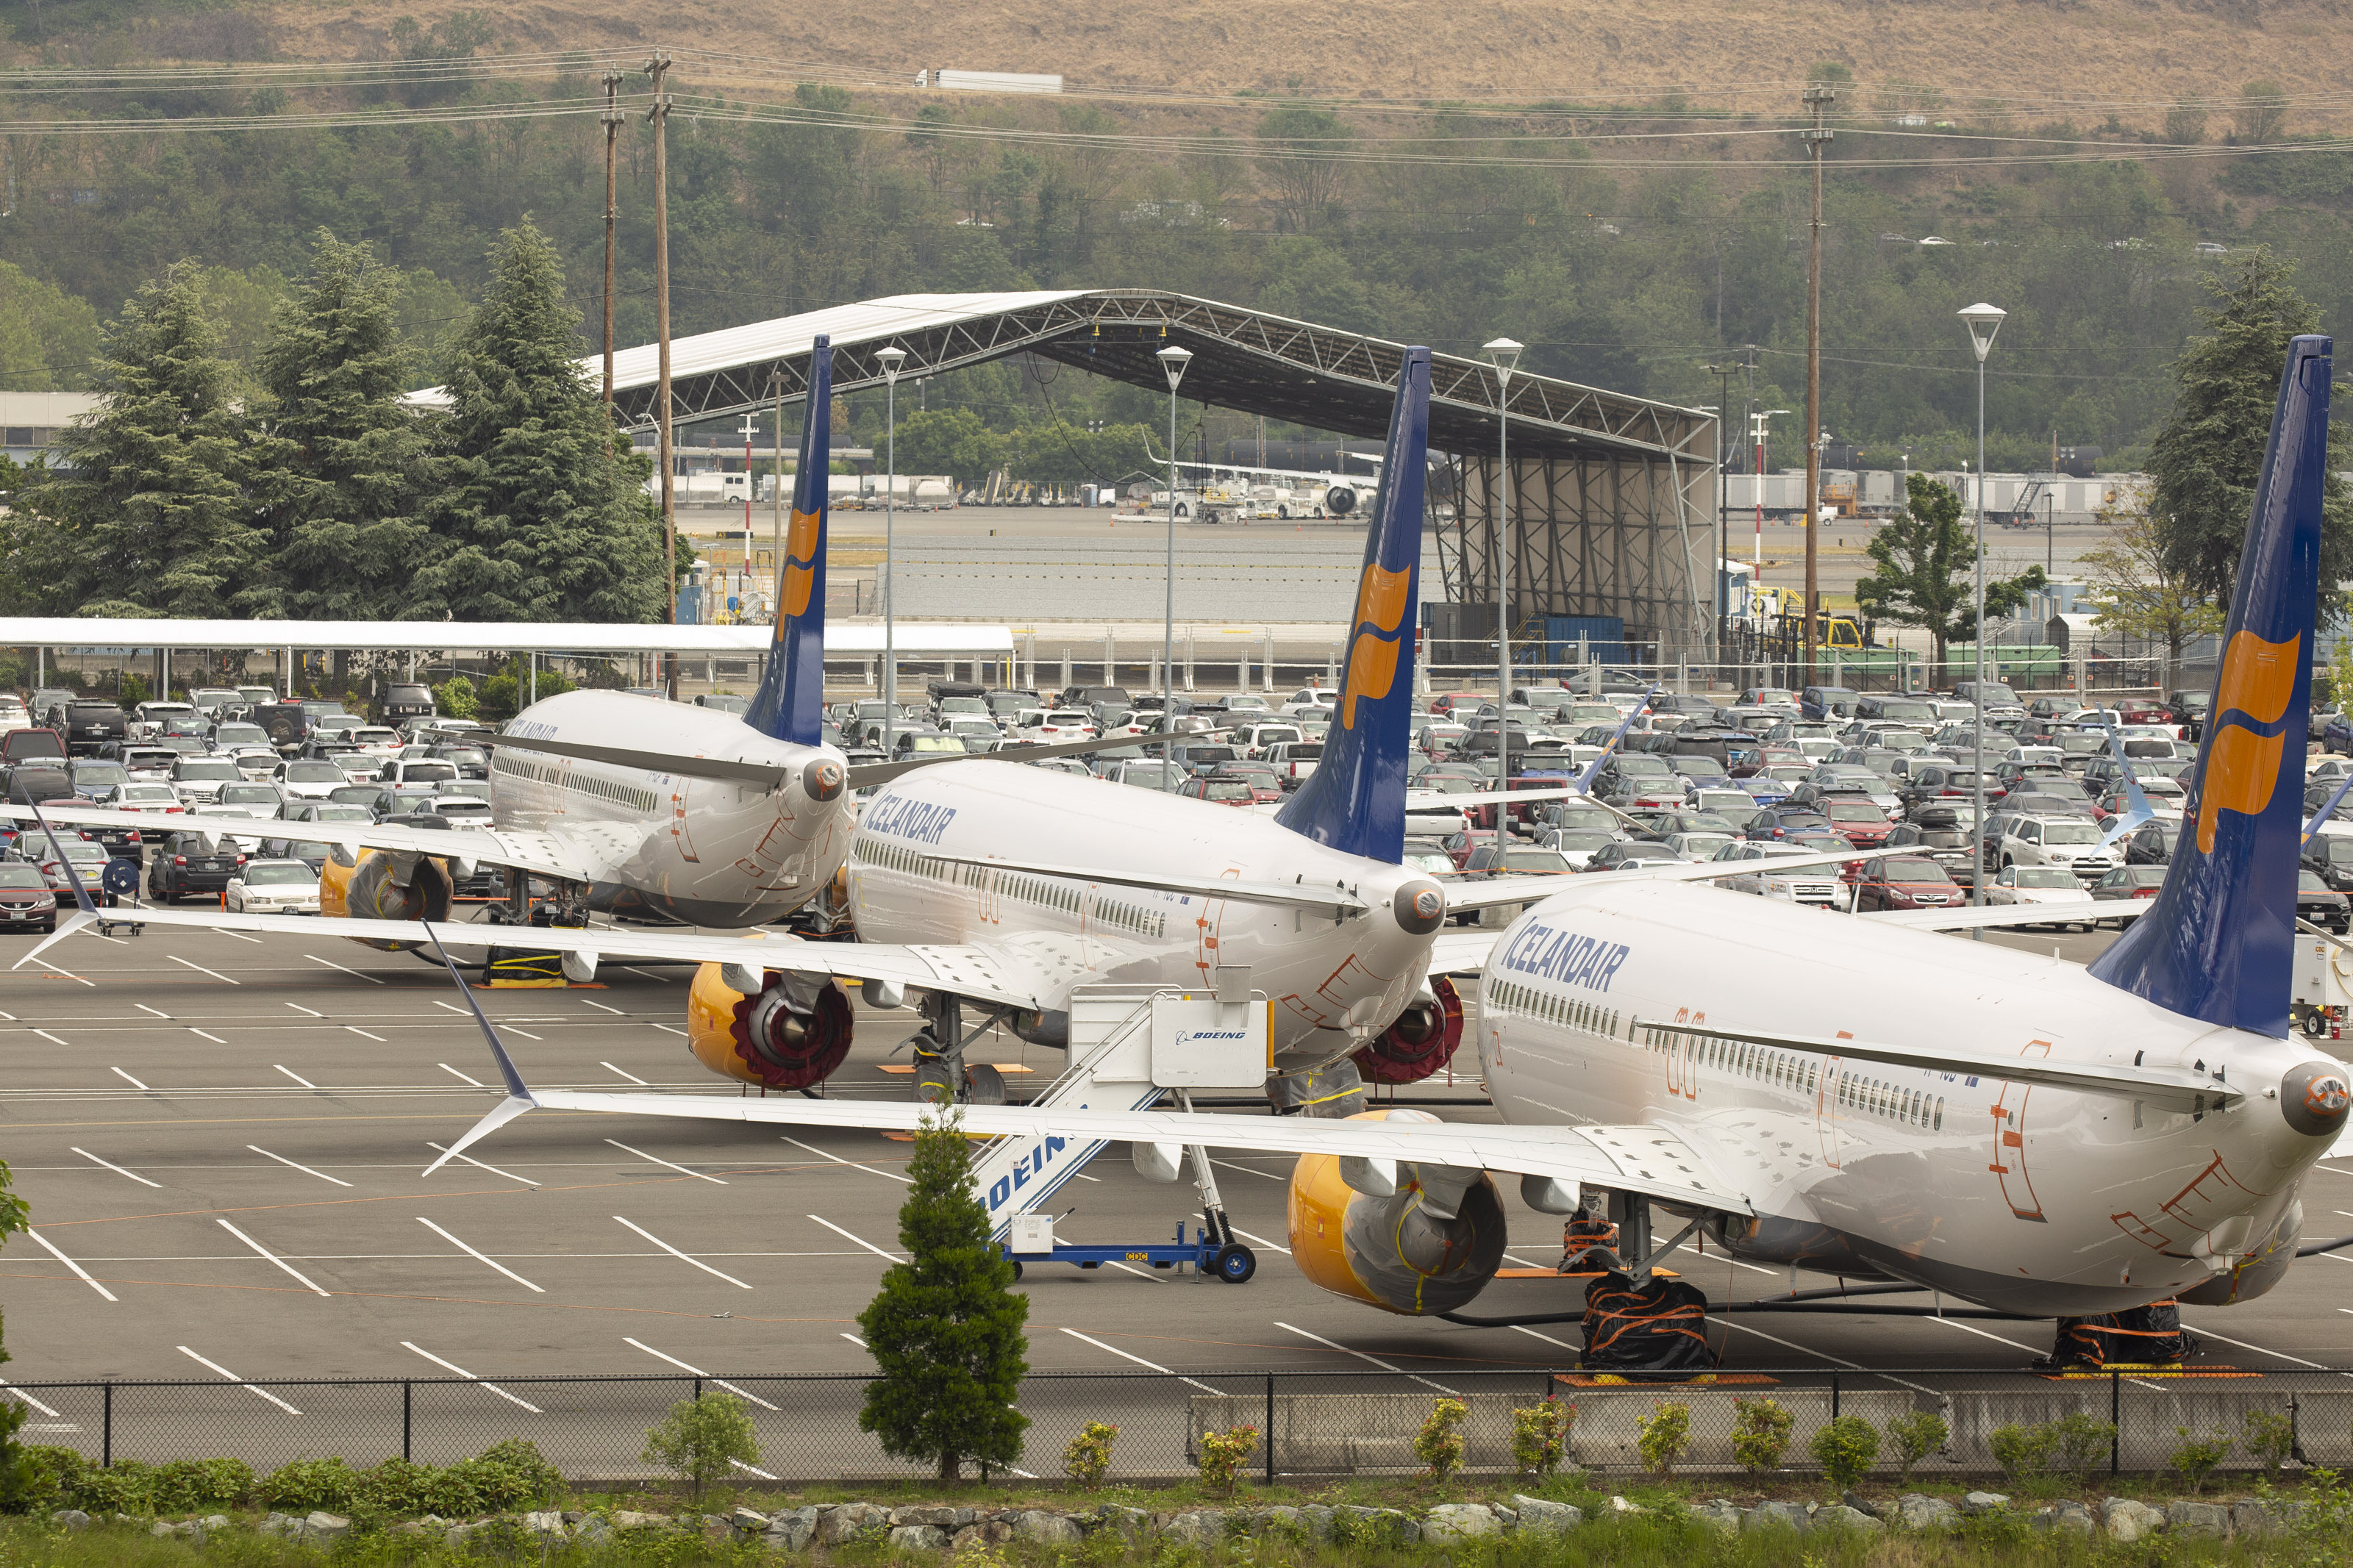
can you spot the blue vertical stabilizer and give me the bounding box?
[1272,347,1430,864]
[2087,335,2333,1037]
[743,336,832,745]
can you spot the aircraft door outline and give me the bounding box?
[1990,1039,2052,1222]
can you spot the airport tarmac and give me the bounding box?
[3,914,2349,1419]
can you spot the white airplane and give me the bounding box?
[418,335,2352,1355]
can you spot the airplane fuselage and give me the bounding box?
[492,691,852,926]
[1479,878,2344,1316]
[850,761,1443,1059]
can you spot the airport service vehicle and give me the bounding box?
[401,337,2353,1353]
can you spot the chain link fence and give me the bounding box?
[1,1367,2339,1483]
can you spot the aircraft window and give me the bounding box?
[1934,1097,1944,1131]
[1806,1062,1818,1093]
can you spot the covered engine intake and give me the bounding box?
[321,846,451,953]
[688,962,855,1089]
[1352,976,1464,1085]
[1287,1109,1506,1314]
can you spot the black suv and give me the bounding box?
[374,681,435,724]
[149,832,246,902]
[60,700,127,756]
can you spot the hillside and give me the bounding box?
[219,0,2353,132]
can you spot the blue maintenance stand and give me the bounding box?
[1001,1220,1257,1284]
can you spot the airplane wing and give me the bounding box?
[1865,900,2149,932]
[924,851,1368,916]
[500,728,1201,791]
[1427,929,1504,974]
[1440,847,1874,914]
[1646,1017,2232,1111]
[0,803,593,882]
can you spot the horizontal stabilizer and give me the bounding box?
[496,734,787,786]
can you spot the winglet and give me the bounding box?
[2307,775,2353,846]
[30,801,100,918]
[2094,726,2157,852]
[743,334,832,747]
[1570,684,1660,795]
[419,924,538,1175]
[2088,334,2332,1038]
[1272,346,1429,864]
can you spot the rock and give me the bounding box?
[2029,1500,2093,1536]
[524,1511,568,1538]
[303,1511,351,1544]
[613,1511,672,1531]
[149,1522,177,1538]
[1493,1505,1518,1528]
[729,1506,771,1533]
[1424,1503,1502,1542]
[818,1503,892,1545]
[950,1522,1015,1552]
[1816,1505,1885,1533]
[1512,1496,1585,1536]
[1960,1491,2011,1517]
[1892,1494,1961,1532]
[1296,1504,1335,1540]
[49,1511,90,1533]
[2235,1497,2302,1537]
[1165,1510,1228,1544]
[1840,1491,1885,1520]
[890,1525,951,1551]
[1688,1499,1742,1536]
[893,1506,975,1529]
[1742,1500,1810,1533]
[1606,1496,1648,1517]
[1335,1506,1418,1545]
[764,1506,820,1551]
[576,1516,613,1545]
[257,1513,295,1539]
[1012,1509,1082,1545]
[1094,1506,1154,1538]
[1254,1506,1302,1536]
[2167,1500,2230,1538]
[444,1522,478,1547]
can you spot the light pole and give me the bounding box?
[1157,344,1192,790]
[1485,335,1524,857]
[1704,360,1740,671]
[1959,301,2006,923]
[876,344,907,761]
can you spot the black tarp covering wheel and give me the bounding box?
[1580,1267,1717,1372]
[2040,1300,2198,1368]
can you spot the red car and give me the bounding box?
[1843,854,1963,912]
[1429,692,1490,718]
[1176,778,1257,808]
[1813,796,1896,848]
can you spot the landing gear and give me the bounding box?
[905,994,1009,1105]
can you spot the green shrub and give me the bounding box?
[1886,1410,1949,1482]
[149,1458,252,1514]
[1637,1402,1691,1477]
[1810,1414,1880,1489]
[349,1457,433,1523]
[0,1403,26,1514]
[1197,1425,1257,1498]
[2171,1427,2232,1494]
[1510,1399,1570,1478]
[7,1447,84,1515]
[1731,1399,1795,1475]
[2243,1408,2294,1477]
[1063,1422,1117,1489]
[2046,1411,2115,1484]
[73,1458,154,1515]
[116,673,149,710]
[643,1394,759,1499]
[1989,1422,2054,1486]
[432,676,479,719]
[1413,1397,1468,1485]
[259,1456,360,1513]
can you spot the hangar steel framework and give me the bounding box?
[535,289,1719,662]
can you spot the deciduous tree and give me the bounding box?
[1854,472,2047,677]
[2078,505,2224,687]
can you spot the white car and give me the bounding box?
[224,859,321,914]
[422,795,493,826]
[128,701,196,740]
[0,698,28,734]
[1984,864,2090,927]
[942,717,1001,745]
[100,782,188,823]
[1018,710,1098,743]
[1237,723,1304,759]
[117,745,182,784]
[349,726,404,762]
[1996,815,2114,881]
[1662,831,1737,862]
[1279,688,1338,719]
[168,756,244,803]
[1721,842,1842,906]
[273,759,349,802]
[212,782,286,822]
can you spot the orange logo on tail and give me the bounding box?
[781,506,823,620]
[1339,561,1413,729]
[2193,629,2302,852]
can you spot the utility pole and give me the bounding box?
[1800,83,1835,692]
[601,69,622,404]
[1704,361,1739,672]
[646,51,676,695]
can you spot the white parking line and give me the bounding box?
[1508,1324,1578,1353]
[305,953,383,984]
[190,1028,227,1045]
[1274,1322,1460,1393]
[35,1030,71,1048]
[780,1136,911,1184]
[417,1217,543,1292]
[840,1332,868,1349]
[217,1220,330,1297]
[274,1065,315,1088]
[1209,1159,1282,1181]
[136,1004,171,1020]
[1230,1228,1291,1255]
[71,1148,160,1187]
[1926,1317,2046,1356]
[607,1140,726,1184]
[25,1231,117,1301]
[1718,1317,1863,1368]
[807,1214,901,1261]
[0,1380,61,1417]
[401,1342,540,1413]
[504,1027,541,1041]
[601,1062,648,1084]
[582,1000,624,1014]
[346,1027,386,1042]
[432,1000,471,1015]
[248,1145,351,1187]
[1059,1328,1222,1393]
[730,1458,780,1479]
[624,967,671,984]
[177,1347,299,1414]
[613,1217,753,1289]
[285,1003,323,1018]
[2199,1320,2336,1370]
[621,1339,779,1408]
[423,1143,539,1186]
[107,1067,149,1090]
[438,1063,485,1087]
[168,954,239,986]
[651,1022,686,1035]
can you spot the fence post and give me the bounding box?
[403,1381,413,1463]
[1265,1374,1276,1486]
[101,1383,112,1468]
[2110,1370,2121,1475]
[693,1377,703,1402]
[1829,1371,1839,1418]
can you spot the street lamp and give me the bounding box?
[876,343,907,761]
[1957,301,2006,921]
[1704,361,1741,671]
[1156,343,1193,790]
[1484,335,1523,856]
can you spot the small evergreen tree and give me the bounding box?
[415,220,667,623]
[1854,472,2047,680]
[857,1114,1029,1481]
[2148,249,2353,615]
[0,1159,31,1510]
[15,260,260,617]
[249,231,438,621]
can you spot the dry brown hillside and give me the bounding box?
[232,0,2353,131]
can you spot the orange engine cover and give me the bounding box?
[688,961,855,1089]
[1288,1108,1507,1314]
[1352,975,1465,1085]
[321,846,450,952]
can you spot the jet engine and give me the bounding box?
[321,845,452,952]
[1352,977,1464,1084]
[1324,484,1358,517]
[688,961,855,1089]
[1287,1108,1507,1314]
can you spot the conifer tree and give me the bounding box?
[857,1114,1029,1481]
[414,220,665,622]
[249,231,438,620]
[14,260,259,617]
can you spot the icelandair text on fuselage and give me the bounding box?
[1498,923,1632,992]
[868,795,957,845]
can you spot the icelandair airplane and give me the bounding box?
[415,337,2351,1343]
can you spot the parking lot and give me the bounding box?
[7,914,2353,1430]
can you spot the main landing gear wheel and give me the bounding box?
[1212,1243,1257,1284]
[964,1064,1007,1105]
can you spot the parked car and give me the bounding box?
[2124,820,2179,867]
[1719,842,1842,905]
[1843,854,1962,913]
[1984,864,2091,928]
[2087,864,2169,926]
[1175,778,1257,808]
[1994,815,2115,881]
[274,759,351,802]
[0,859,58,932]
[224,858,323,914]
[2301,868,2352,934]
[147,831,246,901]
